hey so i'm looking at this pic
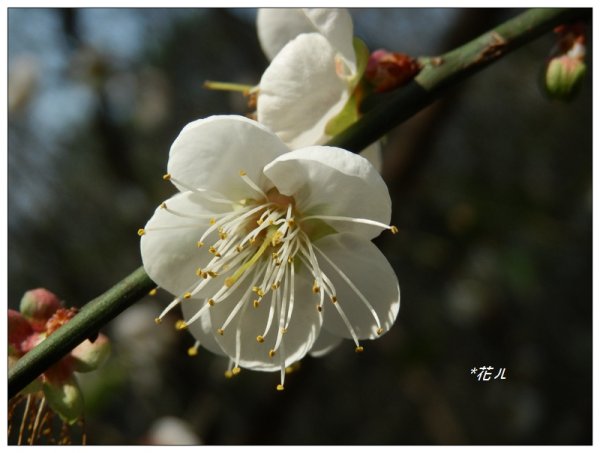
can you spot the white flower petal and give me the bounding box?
[257,8,355,72]
[167,115,289,200]
[209,268,322,371]
[180,298,226,357]
[257,33,350,149]
[315,233,400,340]
[264,146,392,238]
[140,191,225,297]
[309,329,343,358]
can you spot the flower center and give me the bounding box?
[142,170,398,390]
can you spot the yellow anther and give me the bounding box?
[219,232,227,240]
[183,292,192,299]
[276,384,285,391]
[137,228,146,236]
[268,349,276,358]
[355,346,364,353]
[257,288,265,297]
[209,218,216,225]
[160,202,167,209]
[207,299,215,306]
[201,272,209,279]
[280,327,288,334]
[376,327,384,335]
[272,252,279,260]
[330,295,338,304]
[187,346,198,357]
[271,282,280,290]
[257,219,263,226]
[253,300,260,308]
[249,236,257,244]
[236,244,244,252]
[271,232,283,246]
[217,328,225,336]
[312,281,320,294]
[232,367,241,375]
[175,320,188,330]
[287,256,293,264]
[162,173,171,181]
[224,277,235,288]
[239,170,247,176]
[148,287,158,296]
[256,335,265,343]
[207,271,218,278]
[287,218,295,227]
[196,268,203,277]
[390,225,399,234]
[224,370,234,379]
[197,241,204,248]
[317,305,323,313]
[154,317,162,325]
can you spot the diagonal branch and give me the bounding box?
[326,7,586,152]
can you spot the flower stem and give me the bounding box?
[8,267,155,399]
[326,8,587,152]
[8,7,587,398]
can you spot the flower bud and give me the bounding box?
[42,377,85,425]
[8,309,33,355]
[544,53,586,101]
[543,23,587,101]
[71,333,111,372]
[365,49,420,93]
[19,288,62,331]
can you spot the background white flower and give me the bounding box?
[256,8,361,149]
[140,115,400,389]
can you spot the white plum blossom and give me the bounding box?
[256,9,372,150]
[139,115,400,390]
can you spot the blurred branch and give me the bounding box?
[8,267,155,399]
[327,8,586,152]
[8,7,586,399]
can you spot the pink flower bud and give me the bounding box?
[19,288,62,331]
[8,309,33,355]
[365,49,421,93]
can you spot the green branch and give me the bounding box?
[8,7,587,399]
[327,7,586,152]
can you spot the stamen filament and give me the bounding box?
[302,214,396,232]
[312,242,382,332]
[203,80,257,94]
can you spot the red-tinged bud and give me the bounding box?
[543,22,587,101]
[8,309,33,355]
[365,49,421,93]
[19,288,62,331]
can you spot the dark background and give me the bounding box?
[7,8,592,445]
